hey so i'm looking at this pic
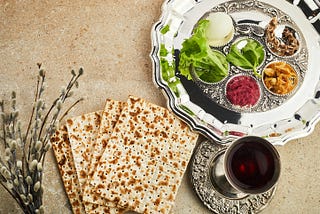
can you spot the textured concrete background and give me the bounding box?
[0,0,319,213]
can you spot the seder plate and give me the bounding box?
[150,0,320,145]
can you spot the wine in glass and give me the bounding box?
[224,136,281,194]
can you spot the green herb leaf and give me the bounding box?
[160,25,170,34]
[160,44,169,57]
[160,58,175,82]
[159,44,180,96]
[226,39,264,77]
[178,20,229,82]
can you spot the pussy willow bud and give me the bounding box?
[5,148,11,156]
[7,182,13,189]
[53,109,60,118]
[4,169,11,180]
[60,88,66,96]
[9,123,14,133]
[56,100,62,110]
[13,178,19,186]
[11,91,16,99]
[44,142,52,152]
[39,205,44,214]
[12,110,19,118]
[35,141,42,151]
[36,100,43,110]
[41,103,46,111]
[26,176,33,185]
[10,140,17,151]
[37,163,43,172]
[28,193,33,202]
[33,181,41,192]
[20,194,27,203]
[37,110,42,118]
[39,69,45,77]
[1,167,11,180]
[16,160,22,169]
[16,138,22,146]
[29,160,38,172]
[78,67,84,75]
[11,99,16,108]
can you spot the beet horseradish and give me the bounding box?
[224,136,281,194]
[226,75,261,108]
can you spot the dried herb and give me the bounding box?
[0,64,83,214]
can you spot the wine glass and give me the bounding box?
[212,136,281,197]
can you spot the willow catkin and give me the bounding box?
[26,176,33,185]
[33,181,41,192]
[29,160,38,172]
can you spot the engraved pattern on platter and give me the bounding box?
[192,0,308,113]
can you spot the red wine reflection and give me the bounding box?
[225,136,280,194]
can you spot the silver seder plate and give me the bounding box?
[150,0,320,146]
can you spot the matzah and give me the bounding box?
[51,126,125,214]
[51,125,86,214]
[66,100,125,213]
[91,96,199,213]
[66,111,102,194]
[83,99,124,207]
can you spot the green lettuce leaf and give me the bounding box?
[178,20,229,83]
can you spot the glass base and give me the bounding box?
[209,149,248,199]
[190,140,276,213]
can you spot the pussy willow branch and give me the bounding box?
[0,65,83,214]
[40,68,83,146]
[23,75,40,180]
[0,174,25,211]
[59,97,84,121]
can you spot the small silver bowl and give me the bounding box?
[262,61,299,96]
[191,50,230,85]
[227,37,266,73]
[265,24,301,58]
[224,74,262,110]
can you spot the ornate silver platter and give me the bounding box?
[151,0,320,145]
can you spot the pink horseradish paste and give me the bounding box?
[226,75,260,107]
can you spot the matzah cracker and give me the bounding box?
[92,96,199,213]
[83,99,124,207]
[66,100,125,213]
[51,125,86,214]
[83,202,125,214]
[66,111,102,193]
[51,126,125,214]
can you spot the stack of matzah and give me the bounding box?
[51,96,198,214]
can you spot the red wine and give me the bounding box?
[224,136,280,194]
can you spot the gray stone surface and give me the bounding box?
[0,0,319,213]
